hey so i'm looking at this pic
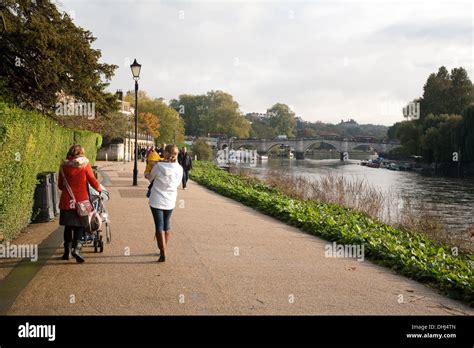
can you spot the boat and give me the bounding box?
[386,163,399,171]
[366,161,380,168]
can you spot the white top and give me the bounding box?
[148,162,183,210]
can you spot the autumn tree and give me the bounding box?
[125,91,184,144]
[139,112,160,138]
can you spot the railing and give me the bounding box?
[225,138,400,145]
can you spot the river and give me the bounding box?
[245,158,474,241]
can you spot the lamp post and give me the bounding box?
[130,59,141,186]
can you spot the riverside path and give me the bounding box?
[0,160,472,315]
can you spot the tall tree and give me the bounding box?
[449,67,473,115]
[169,94,208,137]
[267,103,296,137]
[420,66,474,119]
[203,91,250,138]
[0,0,118,118]
[170,91,250,138]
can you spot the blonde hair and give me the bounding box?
[66,144,85,159]
[164,144,179,163]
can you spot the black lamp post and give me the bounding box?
[130,59,141,186]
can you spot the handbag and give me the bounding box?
[60,166,101,232]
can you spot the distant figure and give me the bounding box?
[157,143,167,157]
[148,144,183,262]
[178,146,193,190]
[141,147,147,162]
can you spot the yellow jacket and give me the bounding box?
[144,150,161,178]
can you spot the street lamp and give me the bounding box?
[130,59,141,186]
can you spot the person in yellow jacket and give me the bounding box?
[144,149,161,180]
[145,149,162,198]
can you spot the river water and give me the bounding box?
[245,158,474,239]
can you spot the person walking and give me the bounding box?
[148,144,183,262]
[157,143,166,157]
[178,146,193,190]
[58,144,102,263]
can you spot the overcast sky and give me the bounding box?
[58,0,473,126]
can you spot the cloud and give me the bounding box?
[59,0,473,126]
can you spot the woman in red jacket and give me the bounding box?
[58,145,101,263]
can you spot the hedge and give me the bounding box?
[190,161,474,305]
[0,102,102,241]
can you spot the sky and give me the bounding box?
[57,0,473,126]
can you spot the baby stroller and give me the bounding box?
[84,184,111,253]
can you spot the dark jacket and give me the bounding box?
[178,151,193,171]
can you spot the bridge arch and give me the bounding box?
[235,143,258,150]
[265,142,288,153]
[304,141,339,152]
[350,144,379,152]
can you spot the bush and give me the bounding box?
[0,102,102,241]
[190,161,474,305]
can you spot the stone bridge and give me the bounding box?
[219,138,402,159]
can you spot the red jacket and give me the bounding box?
[58,156,101,210]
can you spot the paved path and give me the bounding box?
[0,161,472,315]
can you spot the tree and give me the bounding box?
[420,66,474,119]
[462,104,474,162]
[169,94,208,136]
[191,138,213,160]
[246,114,276,138]
[155,103,184,144]
[125,91,185,144]
[100,111,130,142]
[139,112,160,138]
[203,91,250,138]
[449,68,473,115]
[170,91,250,138]
[0,0,118,118]
[395,121,421,155]
[387,122,401,140]
[421,127,442,164]
[267,103,296,137]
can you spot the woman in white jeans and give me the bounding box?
[148,144,183,262]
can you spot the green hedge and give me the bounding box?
[0,102,102,241]
[190,161,474,305]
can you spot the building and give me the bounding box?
[96,90,155,162]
